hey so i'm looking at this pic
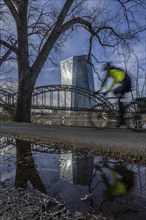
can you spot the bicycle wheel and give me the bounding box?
[125,102,145,131]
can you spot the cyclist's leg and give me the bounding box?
[118,98,126,125]
[114,80,131,97]
[114,86,126,125]
[114,83,132,126]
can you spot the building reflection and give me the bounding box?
[60,152,94,185]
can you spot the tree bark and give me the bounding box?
[13,77,34,122]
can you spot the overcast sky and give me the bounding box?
[36,0,146,92]
[1,0,146,95]
[36,28,146,94]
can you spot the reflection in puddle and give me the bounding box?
[0,136,146,219]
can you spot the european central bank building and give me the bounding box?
[60,55,95,110]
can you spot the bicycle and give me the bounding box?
[91,94,146,131]
[119,98,146,131]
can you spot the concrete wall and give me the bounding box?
[32,112,146,128]
[32,112,111,128]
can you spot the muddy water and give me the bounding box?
[0,136,146,219]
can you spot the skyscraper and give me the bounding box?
[60,152,94,185]
[60,55,95,109]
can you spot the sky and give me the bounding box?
[35,0,146,96]
[36,28,146,95]
[1,0,146,96]
[36,28,90,86]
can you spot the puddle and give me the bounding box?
[0,135,146,219]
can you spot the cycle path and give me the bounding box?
[0,122,146,164]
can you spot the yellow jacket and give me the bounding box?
[100,68,126,93]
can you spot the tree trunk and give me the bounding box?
[13,80,34,122]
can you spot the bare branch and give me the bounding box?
[3,0,20,25]
[0,40,17,65]
[0,39,17,53]
[30,0,74,76]
[61,17,123,47]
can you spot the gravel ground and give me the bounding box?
[0,188,110,220]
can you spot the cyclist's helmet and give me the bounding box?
[103,62,111,71]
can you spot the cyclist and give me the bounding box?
[96,62,132,127]
[95,162,135,198]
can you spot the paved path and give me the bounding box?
[0,122,146,164]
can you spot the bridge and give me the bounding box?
[0,85,115,113]
[0,135,61,154]
[0,88,16,108]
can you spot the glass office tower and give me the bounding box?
[60,55,95,109]
[60,152,94,185]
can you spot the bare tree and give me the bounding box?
[0,0,145,122]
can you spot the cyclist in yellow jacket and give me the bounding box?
[96,62,132,126]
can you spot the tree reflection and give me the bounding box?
[15,139,46,193]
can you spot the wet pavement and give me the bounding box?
[0,122,146,164]
[0,135,146,220]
